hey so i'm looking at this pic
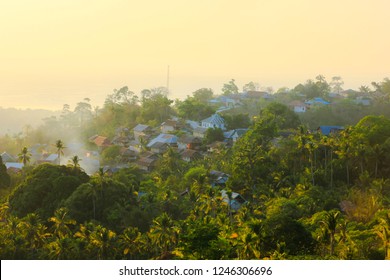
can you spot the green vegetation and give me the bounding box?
[1,77,390,260]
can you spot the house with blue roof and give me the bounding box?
[305,97,331,106]
[317,126,344,136]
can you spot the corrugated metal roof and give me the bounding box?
[147,133,177,147]
[45,154,59,161]
[133,124,150,132]
[5,162,24,169]
[202,114,225,126]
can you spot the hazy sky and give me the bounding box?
[1,0,389,109]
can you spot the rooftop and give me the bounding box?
[133,124,151,132]
[147,133,178,147]
[202,114,225,126]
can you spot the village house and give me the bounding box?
[38,153,59,164]
[160,119,179,133]
[128,140,143,154]
[224,129,248,143]
[111,135,131,147]
[193,126,208,139]
[81,156,100,175]
[185,120,200,130]
[5,162,24,173]
[221,190,247,212]
[289,100,308,113]
[135,152,158,172]
[201,114,226,130]
[133,124,152,143]
[305,97,331,106]
[177,135,202,150]
[207,141,228,153]
[119,147,137,162]
[147,133,178,148]
[111,127,132,147]
[210,170,230,187]
[89,135,111,149]
[180,149,202,162]
[317,126,344,136]
[150,142,170,154]
[219,96,239,108]
[1,152,15,163]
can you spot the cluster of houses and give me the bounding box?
[3,88,360,176]
[0,145,61,173]
[89,113,249,172]
[289,89,373,113]
[203,88,373,115]
[1,143,100,175]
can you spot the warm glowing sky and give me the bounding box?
[0,0,389,109]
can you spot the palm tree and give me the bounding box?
[46,236,78,260]
[320,210,340,256]
[148,213,179,258]
[0,202,10,222]
[375,210,390,260]
[55,140,66,165]
[89,225,117,259]
[68,155,82,171]
[119,227,144,259]
[18,146,31,166]
[74,222,95,258]
[48,208,76,239]
[235,231,261,259]
[19,213,50,257]
[336,130,352,185]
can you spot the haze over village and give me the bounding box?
[1,1,390,262]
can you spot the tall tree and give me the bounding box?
[0,156,11,188]
[222,79,239,95]
[148,213,178,258]
[107,86,138,105]
[375,210,390,260]
[74,98,92,126]
[320,210,340,256]
[55,140,66,165]
[330,76,344,94]
[48,208,76,239]
[18,146,31,166]
[243,81,259,92]
[192,88,214,104]
[67,155,82,171]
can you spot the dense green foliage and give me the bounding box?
[0,157,10,189]
[8,164,89,220]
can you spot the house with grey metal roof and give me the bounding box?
[133,124,152,143]
[147,133,178,148]
[201,114,226,130]
[1,152,15,163]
